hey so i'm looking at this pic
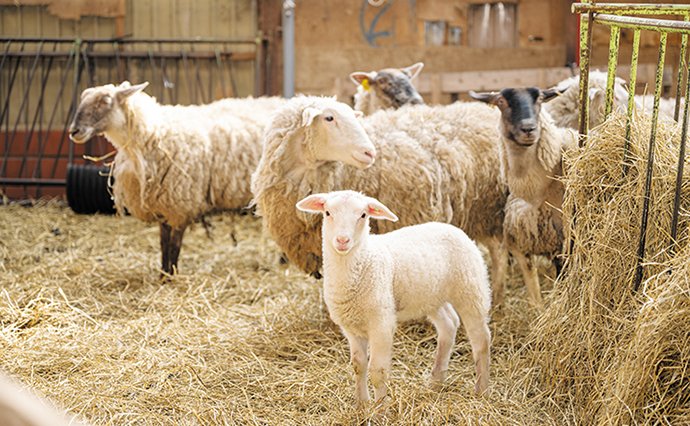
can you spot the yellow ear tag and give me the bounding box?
[362,78,371,92]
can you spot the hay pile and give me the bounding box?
[528,113,690,424]
[0,202,563,425]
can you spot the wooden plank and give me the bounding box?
[416,67,574,93]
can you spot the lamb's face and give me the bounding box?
[302,101,376,169]
[351,63,424,114]
[296,190,398,256]
[470,87,559,147]
[69,81,148,144]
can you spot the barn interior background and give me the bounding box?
[0,1,689,425]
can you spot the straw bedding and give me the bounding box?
[1,112,688,425]
[0,202,562,425]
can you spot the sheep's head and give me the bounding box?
[470,87,560,147]
[350,62,424,114]
[69,81,149,144]
[299,98,376,169]
[297,190,397,255]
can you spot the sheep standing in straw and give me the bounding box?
[471,87,578,305]
[69,81,285,275]
[350,62,425,115]
[251,96,507,295]
[297,190,491,402]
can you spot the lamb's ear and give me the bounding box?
[349,71,376,86]
[469,90,499,105]
[401,62,424,80]
[296,194,328,214]
[301,107,323,127]
[588,87,604,102]
[542,88,562,102]
[367,198,398,222]
[354,110,364,119]
[116,82,149,99]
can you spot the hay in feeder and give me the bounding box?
[0,201,564,425]
[527,112,690,424]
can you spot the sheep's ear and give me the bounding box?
[80,87,96,99]
[469,90,500,105]
[367,198,398,222]
[542,88,562,102]
[401,62,424,80]
[354,110,364,119]
[301,107,323,127]
[588,87,603,101]
[116,82,149,99]
[349,71,376,86]
[296,194,328,214]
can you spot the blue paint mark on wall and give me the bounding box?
[359,0,392,47]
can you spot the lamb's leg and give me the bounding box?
[514,253,542,306]
[453,303,491,395]
[368,325,394,404]
[428,303,459,384]
[486,238,508,307]
[167,226,186,275]
[160,222,172,276]
[342,329,369,404]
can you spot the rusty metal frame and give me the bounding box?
[573,2,690,291]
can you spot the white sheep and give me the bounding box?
[471,88,578,305]
[251,96,508,299]
[350,62,425,115]
[296,190,491,401]
[69,81,286,275]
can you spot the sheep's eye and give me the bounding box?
[325,211,330,216]
[360,213,366,219]
[324,116,334,122]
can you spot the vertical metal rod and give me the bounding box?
[623,29,641,176]
[67,39,82,167]
[605,26,621,119]
[47,52,76,178]
[578,11,594,144]
[669,44,690,256]
[215,49,227,98]
[282,0,295,98]
[673,15,689,122]
[633,32,668,292]
[27,55,54,180]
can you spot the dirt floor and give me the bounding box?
[0,201,570,425]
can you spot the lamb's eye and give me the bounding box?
[360,213,366,219]
[324,116,334,122]
[325,211,330,217]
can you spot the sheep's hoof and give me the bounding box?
[310,270,322,280]
[279,254,289,265]
[431,370,448,387]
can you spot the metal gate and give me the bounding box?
[573,2,690,290]
[0,36,265,200]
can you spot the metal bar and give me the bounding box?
[669,50,690,255]
[594,14,690,35]
[605,26,621,119]
[28,55,55,181]
[12,42,44,178]
[623,29,641,176]
[633,32,668,292]
[578,11,594,142]
[0,178,65,186]
[283,0,295,98]
[674,16,689,122]
[0,37,257,44]
[573,3,690,15]
[0,51,251,60]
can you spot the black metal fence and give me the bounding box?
[0,36,264,200]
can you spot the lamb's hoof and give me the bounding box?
[279,254,289,265]
[310,270,322,280]
[430,370,448,389]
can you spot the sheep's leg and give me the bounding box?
[160,223,173,276]
[342,329,370,404]
[486,238,508,307]
[453,301,491,395]
[428,303,459,384]
[368,326,394,404]
[167,226,186,275]
[514,253,542,306]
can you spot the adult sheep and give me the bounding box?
[349,62,425,115]
[251,95,507,293]
[69,81,285,275]
[471,87,578,306]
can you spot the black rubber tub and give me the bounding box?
[66,164,116,215]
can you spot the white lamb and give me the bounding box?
[471,87,578,305]
[350,62,425,115]
[251,96,508,299]
[69,81,286,275]
[296,190,491,402]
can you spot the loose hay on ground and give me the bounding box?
[528,113,690,425]
[0,201,565,425]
